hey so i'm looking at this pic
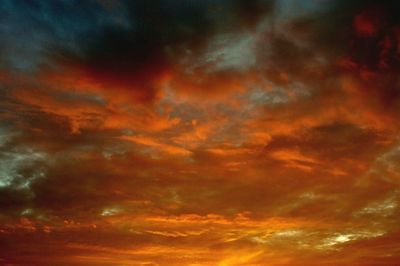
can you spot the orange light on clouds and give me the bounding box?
[1,1,400,265]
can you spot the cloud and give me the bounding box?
[1,0,400,265]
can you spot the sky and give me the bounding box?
[1,0,400,265]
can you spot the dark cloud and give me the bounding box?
[49,0,276,102]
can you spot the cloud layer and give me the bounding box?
[1,0,400,265]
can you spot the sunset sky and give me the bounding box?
[1,0,400,265]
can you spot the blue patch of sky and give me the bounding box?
[0,0,129,71]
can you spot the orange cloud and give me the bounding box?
[2,1,400,265]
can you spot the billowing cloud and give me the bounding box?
[1,0,400,265]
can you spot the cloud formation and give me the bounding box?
[1,0,400,265]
